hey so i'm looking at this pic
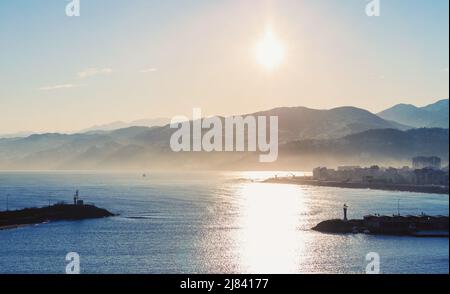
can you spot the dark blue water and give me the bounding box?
[0,171,448,274]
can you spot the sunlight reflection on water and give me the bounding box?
[0,171,448,274]
[235,183,306,273]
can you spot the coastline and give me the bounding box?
[0,224,33,231]
[264,177,449,195]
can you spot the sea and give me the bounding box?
[0,171,448,274]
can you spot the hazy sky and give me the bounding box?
[0,0,448,134]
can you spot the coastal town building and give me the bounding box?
[313,157,449,187]
[414,168,449,186]
[413,156,442,170]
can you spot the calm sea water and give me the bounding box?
[0,171,448,274]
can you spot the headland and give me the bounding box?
[0,203,115,230]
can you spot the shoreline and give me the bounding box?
[264,177,449,195]
[0,224,34,231]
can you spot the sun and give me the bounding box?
[256,29,285,71]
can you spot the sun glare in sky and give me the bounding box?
[256,28,285,71]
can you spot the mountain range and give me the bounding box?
[275,128,449,170]
[0,100,448,170]
[0,118,172,139]
[252,106,409,142]
[78,118,171,133]
[378,99,449,128]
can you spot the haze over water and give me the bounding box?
[0,171,448,274]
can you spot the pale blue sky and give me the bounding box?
[0,0,448,133]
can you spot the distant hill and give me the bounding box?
[0,131,36,139]
[1,127,446,171]
[0,105,445,170]
[0,118,171,139]
[79,118,170,133]
[82,106,408,142]
[251,106,410,142]
[378,99,449,128]
[278,128,449,168]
